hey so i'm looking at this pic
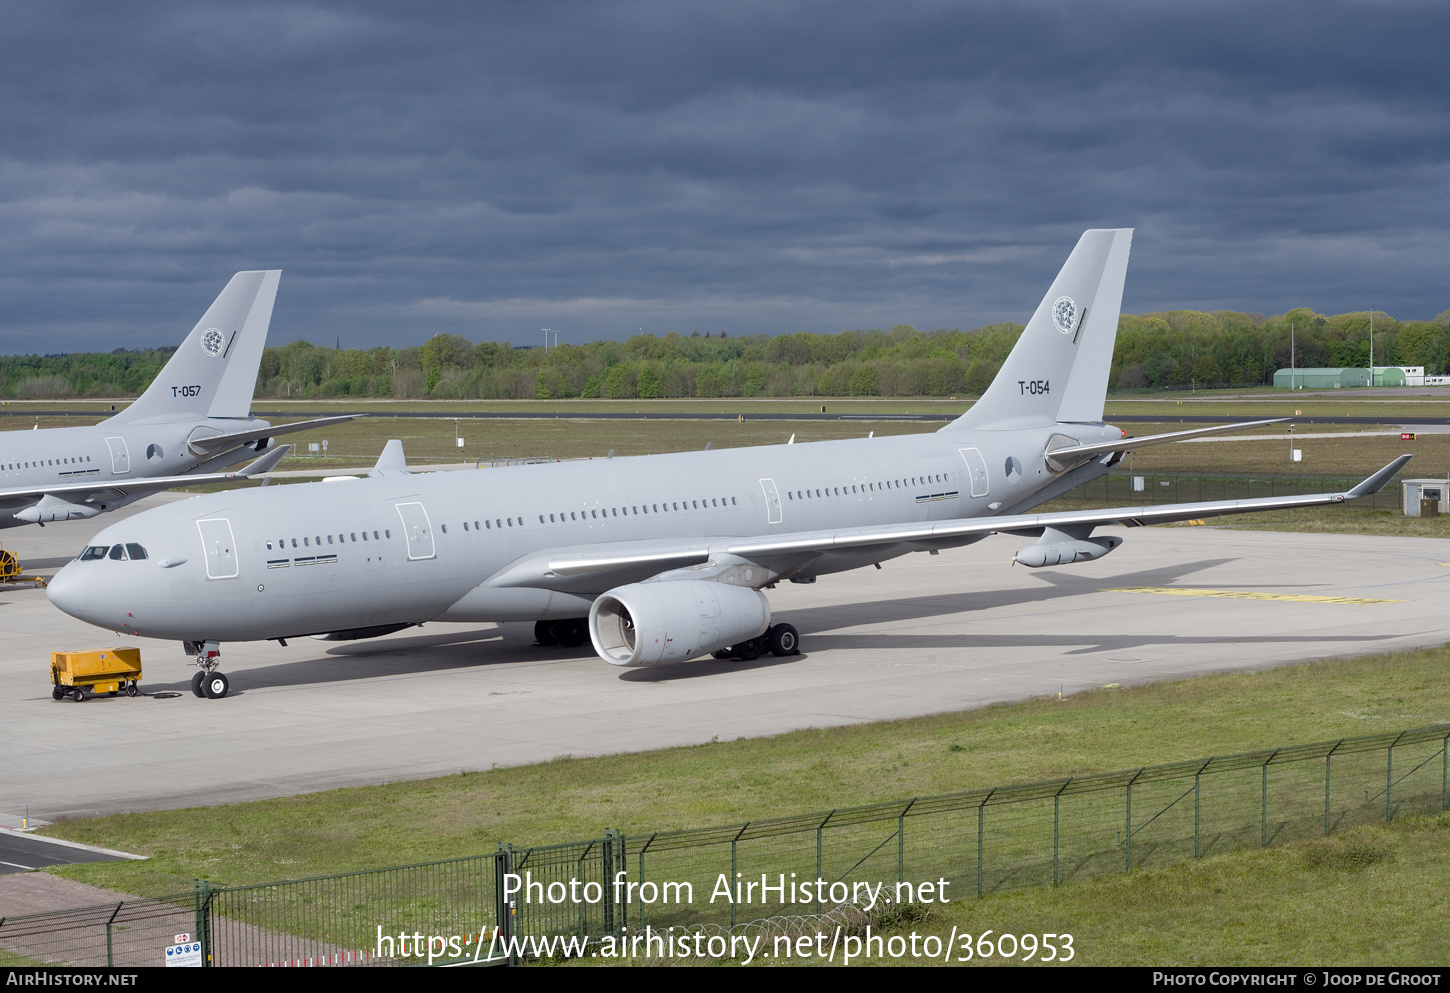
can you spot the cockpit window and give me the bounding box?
[125,543,148,560]
[108,544,126,560]
[79,546,108,561]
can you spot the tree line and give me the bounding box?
[4,307,1449,400]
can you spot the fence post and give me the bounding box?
[1443,734,1449,812]
[1386,732,1407,823]
[600,829,617,939]
[105,902,122,968]
[636,834,657,933]
[898,799,916,885]
[816,812,834,915]
[1261,749,1279,847]
[1325,741,1343,836]
[730,823,749,929]
[1053,780,1070,886]
[192,879,212,968]
[1125,770,1143,871]
[977,790,994,899]
[498,846,518,965]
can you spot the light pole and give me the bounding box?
[1368,308,1374,387]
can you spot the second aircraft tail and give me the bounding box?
[108,270,281,425]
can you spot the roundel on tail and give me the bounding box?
[1052,296,1078,335]
[201,328,225,356]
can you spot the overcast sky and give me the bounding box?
[3,1,1447,353]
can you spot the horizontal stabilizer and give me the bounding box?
[184,415,356,456]
[1046,418,1289,464]
[238,445,291,476]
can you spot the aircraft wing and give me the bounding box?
[489,455,1411,591]
[0,446,291,520]
[184,414,357,454]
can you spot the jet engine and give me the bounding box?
[1013,527,1122,568]
[589,580,770,667]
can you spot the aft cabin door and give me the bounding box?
[106,437,130,475]
[395,502,436,560]
[957,448,989,498]
[196,518,239,580]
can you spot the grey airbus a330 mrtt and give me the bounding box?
[0,270,349,528]
[47,230,1410,698]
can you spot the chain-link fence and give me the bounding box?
[5,724,1446,966]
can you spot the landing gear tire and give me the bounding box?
[52,685,65,701]
[556,618,587,649]
[191,672,206,698]
[768,623,800,657]
[711,650,732,660]
[534,620,558,646]
[203,672,230,699]
[736,637,762,662]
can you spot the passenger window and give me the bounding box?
[385,530,392,538]
[327,535,334,544]
[304,537,310,546]
[441,525,448,534]
[125,543,147,560]
[292,538,298,548]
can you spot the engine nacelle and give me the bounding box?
[589,580,770,667]
[1014,534,1122,568]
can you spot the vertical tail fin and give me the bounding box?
[108,270,281,424]
[944,229,1131,431]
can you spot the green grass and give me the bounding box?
[40,645,1450,901]
[841,815,1450,967]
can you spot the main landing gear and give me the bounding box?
[184,640,230,699]
[534,618,589,649]
[713,623,801,661]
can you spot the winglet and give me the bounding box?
[369,440,411,478]
[1347,455,1413,499]
[238,444,291,477]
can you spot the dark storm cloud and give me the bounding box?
[2,1,1448,352]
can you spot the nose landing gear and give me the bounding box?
[184,639,230,699]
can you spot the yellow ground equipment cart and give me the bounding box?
[51,648,142,702]
[0,543,45,588]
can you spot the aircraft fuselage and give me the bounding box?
[47,422,1121,643]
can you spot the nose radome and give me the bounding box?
[45,563,90,620]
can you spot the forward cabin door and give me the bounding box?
[196,517,239,579]
[395,502,436,560]
[758,478,783,525]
